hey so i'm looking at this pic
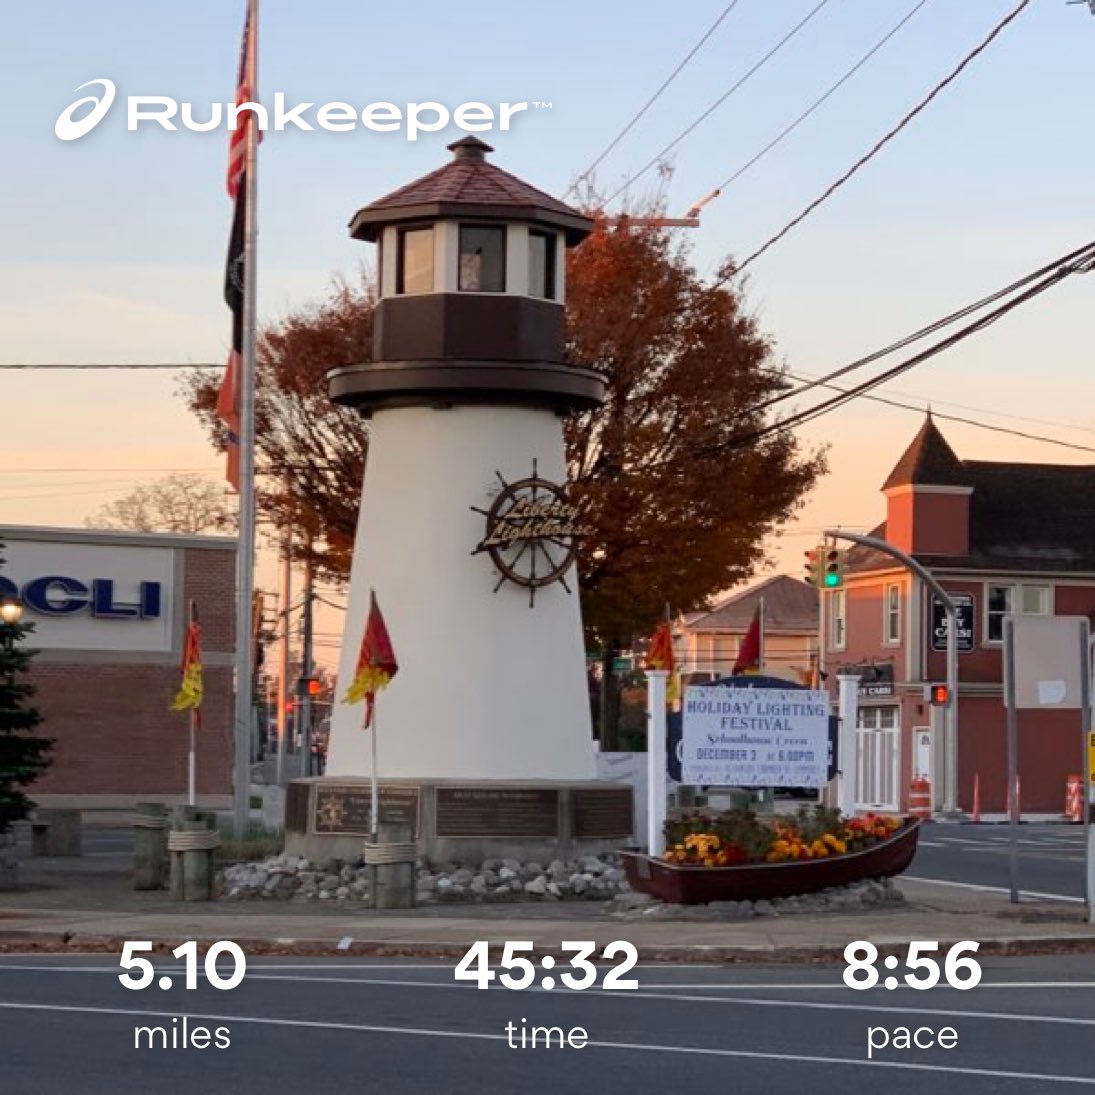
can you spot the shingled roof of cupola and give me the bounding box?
[348,136,593,244]
[881,413,967,491]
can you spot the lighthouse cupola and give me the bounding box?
[329,136,605,413]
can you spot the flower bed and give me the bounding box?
[623,806,919,904]
[662,805,903,868]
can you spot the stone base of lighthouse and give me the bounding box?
[292,403,633,863]
[283,777,634,866]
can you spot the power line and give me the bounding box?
[603,0,834,207]
[788,369,1095,438]
[700,243,1094,455]
[706,0,931,197]
[716,0,1033,280]
[782,371,1095,456]
[0,362,222,370]
[0,467,219,474]
[753,237,1095,416]
[766,256,1090,439]
[565,0,743,198]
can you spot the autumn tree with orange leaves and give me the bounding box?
[184,219,824,745]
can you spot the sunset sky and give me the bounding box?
[2,0,1092,655]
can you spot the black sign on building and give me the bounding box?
[854,662,895,698]
[931,593,975,653]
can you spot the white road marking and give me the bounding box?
[7,968,1095,1027]
[6,965,1095,992]
[903,875,1084,903]
[0,1000,1093,1084]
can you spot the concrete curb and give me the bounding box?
[4,928,1095,963]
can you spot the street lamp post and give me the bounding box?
[0,596,24,660]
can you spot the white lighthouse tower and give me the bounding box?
[324,137,606,793]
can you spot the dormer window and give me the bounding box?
[528,229,557,300]
[397,227,434,294]
[459,225,506,292]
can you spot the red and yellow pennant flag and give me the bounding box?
[171,619,203,712]
[341,591,398,728]
[646,620,680,704]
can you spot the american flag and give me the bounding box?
[226,7,255,199]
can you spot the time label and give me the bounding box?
[454,940,639,991]
[843,940,981,991]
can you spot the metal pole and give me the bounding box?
[825,528,960,815]
[300,557,315,779]
[646,670,669,856]
[370,703,380,843]
[836,674,861,816]
[1081,619,1093,924]
[231,0,259,839]
[188,712,197,807]
[944,601,958,813]
[275,541,291,785]
[187,597,198,807]
[1004,615,1020,904]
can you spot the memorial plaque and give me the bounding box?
[435,787,559,838]
[571,788,633,839]
[312,784,420,837]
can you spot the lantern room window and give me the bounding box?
[458,225,506,292]
[528,229,556,300]
[396,227,434,294]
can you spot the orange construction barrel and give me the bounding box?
[1066,774,1083,823]
[908,776,932,819]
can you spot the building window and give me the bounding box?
[1020,584,1051,615]
[396,227,434,294]
[830,590,846,650]
[528,229,556,299]
[884,584,901,645]
[858,705,899,731]
[985,584,1012,644]
[458,225,506,292]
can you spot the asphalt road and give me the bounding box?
[2,953,1095,1093]
[911,823,1091,902]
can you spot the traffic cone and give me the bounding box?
[971,772,981,823]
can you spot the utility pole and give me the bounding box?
[275,541,292,785]
[300,556,315,779]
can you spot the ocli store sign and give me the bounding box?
[0,575,161,619]
[0,538,175,653]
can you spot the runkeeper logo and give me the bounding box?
[55,79,117,140]
[54,78,535,142]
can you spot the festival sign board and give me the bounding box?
[681,686,830,788]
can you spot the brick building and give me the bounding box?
[830,415,1095,814]
[0,525,236,808]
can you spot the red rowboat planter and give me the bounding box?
[621,816,921,906]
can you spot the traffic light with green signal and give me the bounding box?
[822,547,846,589]
[806,543,847,588]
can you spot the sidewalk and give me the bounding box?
[3,862,1094,962]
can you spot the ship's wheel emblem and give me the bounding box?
[472,460,590,606]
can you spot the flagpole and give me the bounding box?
[232,0,260,839]
[189,711,197,807]
[188,598,198,807]
[759,595,766,675]
[370,704,379,843]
